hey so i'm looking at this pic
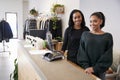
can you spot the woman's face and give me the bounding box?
[72,12,82,26]
[90,15,102,31]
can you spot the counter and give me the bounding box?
[18,40,101,80]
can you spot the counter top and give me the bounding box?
[18,40,101,80]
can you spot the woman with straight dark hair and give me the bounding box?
[61,9,89,64]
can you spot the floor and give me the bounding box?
[0,39,18,80]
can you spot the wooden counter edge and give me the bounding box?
[67,60,101,80]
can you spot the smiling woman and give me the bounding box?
[77,12,113,80]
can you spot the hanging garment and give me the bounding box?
[0,24,2,42]
[0,20,13,42]
[23,19,37,39]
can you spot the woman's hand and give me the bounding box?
[85,67,94,74]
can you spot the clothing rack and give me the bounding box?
[23,14,62,40]
[0,19,13,55]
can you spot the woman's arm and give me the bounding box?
[77,32,90,69]
[61,28,69,52]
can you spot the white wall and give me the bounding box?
[80,0,120,52]
[28,0,80,37]
[23,1,29,23]
[0,0,23,39]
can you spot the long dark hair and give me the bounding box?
[68,9,86,28]
[90,12,105,29]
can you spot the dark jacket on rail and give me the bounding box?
[0,20,13,42]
